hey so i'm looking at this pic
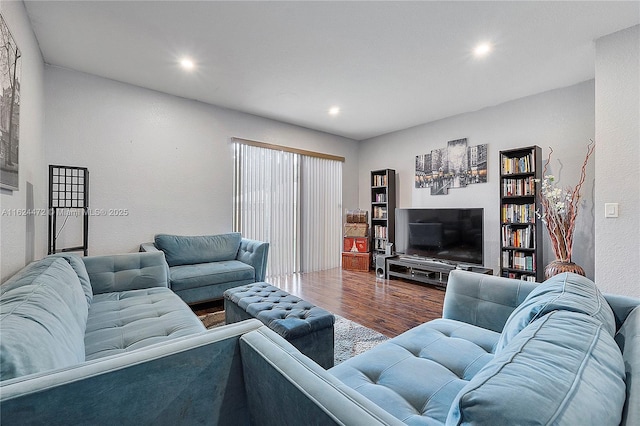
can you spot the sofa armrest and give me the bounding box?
[0,320,263,426]
[443,270,538,333]
[82,252,169,295]
[239,326,405,426]
[237,238,269,282]
[139,242,160,253]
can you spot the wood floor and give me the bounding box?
[193,268,446,338]
[267,268,445,338]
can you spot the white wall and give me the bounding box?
[0,1,46,282]
[595,25,640,297]
[44,66,359,255]
[358,81,596,280]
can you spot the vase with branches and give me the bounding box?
[537,141,595,277]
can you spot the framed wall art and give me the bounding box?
[415,138,487,195]
[1,14,21,191]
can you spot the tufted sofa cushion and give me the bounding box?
[155,233,242,267]
[170,261,255,292]
[448,310,626,425]
[83,252,170,295]
[496,272,616,352]
[84,287,206,360]
[0,257,89,381]
[330,318,500,424]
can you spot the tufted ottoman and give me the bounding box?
[224,282,335,368]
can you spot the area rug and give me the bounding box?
[198,310,225,329]
[332,315,389,365]
[198,311,388,365]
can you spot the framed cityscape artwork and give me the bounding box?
[415,138,487,195]
[1,14,21,191]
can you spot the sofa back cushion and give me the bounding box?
[82,252,169,295]
[616,306,640,426]
[51,253,93,304]
[448,310,626,425]
[496,272,615,352]
[155,233,242,267]
[0,257,88,381]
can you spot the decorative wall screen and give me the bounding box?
[48,165,89,255]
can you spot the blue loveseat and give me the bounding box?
[140,232,269,304]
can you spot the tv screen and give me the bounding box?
[395,208,484,265]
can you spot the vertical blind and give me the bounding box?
[233,140,342,277]
[300,155,342,272]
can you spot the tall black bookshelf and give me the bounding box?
[371,169,396,258]
[499,146,543,282]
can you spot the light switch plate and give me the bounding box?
[604,203,619,218]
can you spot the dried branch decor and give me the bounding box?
[536,141,595,262]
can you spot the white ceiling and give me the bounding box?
[24,1,640,141]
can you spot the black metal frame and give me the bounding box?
[48,165,89,256]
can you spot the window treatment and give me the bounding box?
[233,140,342,277]
[300,155,342,272]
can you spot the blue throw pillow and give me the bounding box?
[155,233,242,267]
[495,272,615,353]
[447,310,626,426]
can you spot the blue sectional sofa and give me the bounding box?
[2,254,638,425]
[140,232,269,304]
[0,251,400,425]
[231,271,639,426]
[327,271,639,425]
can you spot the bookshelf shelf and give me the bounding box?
[499,146,543,282]
[370,169,396,257]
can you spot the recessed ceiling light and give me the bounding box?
[180,58,195,70]
[474,42,492,57]
[329,106,340,116]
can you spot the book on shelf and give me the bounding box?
[374,193,387,202]
[373,206,388,219]
[501,153,535,175]
[502,177,535,197]
[373,225,388,239]
[502,250,536,272]
[373,174,388,187]
[503,271,537,282]
[501,203,535,223]
[501,225,533,248]
[512,252,535,271]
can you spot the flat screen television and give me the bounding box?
[395,208,484,265]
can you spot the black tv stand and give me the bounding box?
[386,256,492,288]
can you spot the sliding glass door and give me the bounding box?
[233,139,342,277]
